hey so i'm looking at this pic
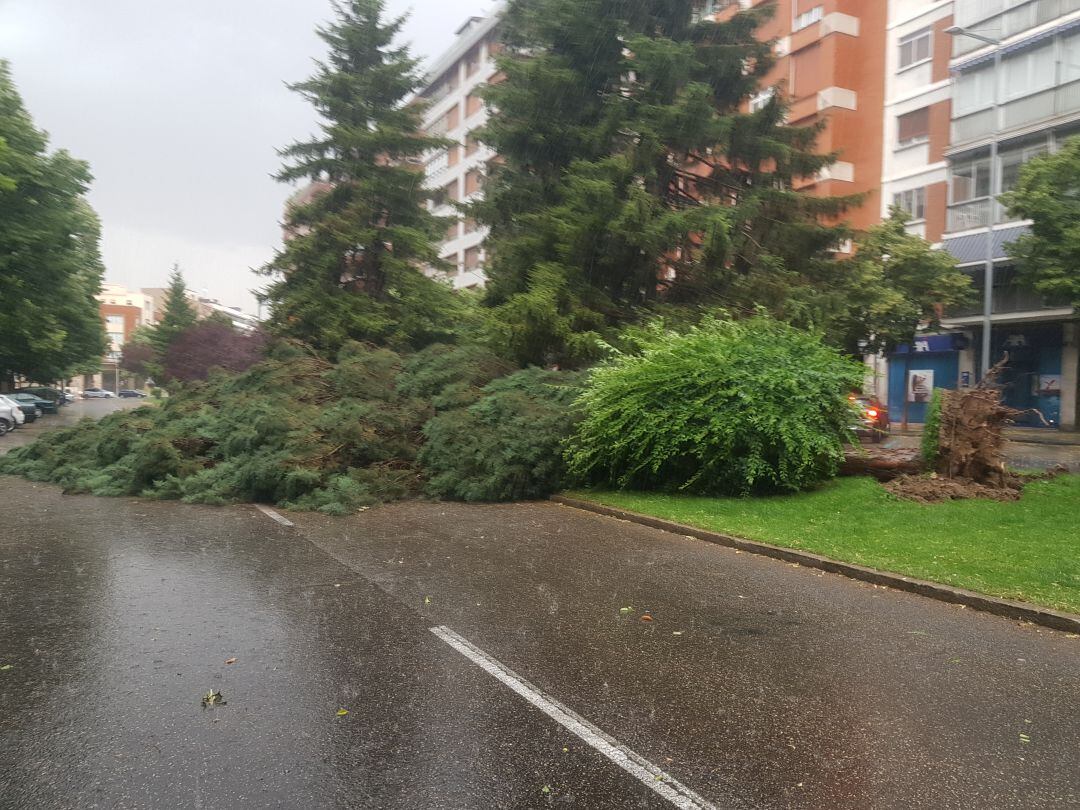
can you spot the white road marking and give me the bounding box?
[429,625,718,810]
[255,505,294,527]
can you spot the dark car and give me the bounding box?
[852,396,890,443]
[118,389,148,398]
[14,386,66,407]
[8,393,50,421]
[10,391,58,414]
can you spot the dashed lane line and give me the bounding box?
[255,504,294,527]
[429,625,718,810]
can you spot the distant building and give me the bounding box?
[417,9,504,289]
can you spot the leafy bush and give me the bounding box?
[921,387,944,469]
[421,368,584,502]
[565,317,864,495]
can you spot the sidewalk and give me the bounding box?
[893,425,1080,447]
[885,430,1080,471]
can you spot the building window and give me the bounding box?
[1002,42,1055,101]
[445,219,460,242]
[954,67,996,115]
[463,217,479,234]
[464,246,483,270]
[793,6,823,31]
[465,48,481,77]
[898,27,932,69]
[897,107,930,147]
[1065,31,1080,83]
[950,157,991,203]
[1000,140,1049,194]
[447,145,460,167]
[466,93,484,118]
[444,179,460,203]
[893,187,927,220]
[748,87,775,113]
[464,169,484,197]
[465,131,481,156]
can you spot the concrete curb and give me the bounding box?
[551,495,1080,635]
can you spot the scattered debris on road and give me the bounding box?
[201,689,226,707]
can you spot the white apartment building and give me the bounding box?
[881,1,955,243]
[417,9,504,290]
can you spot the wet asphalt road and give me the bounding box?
[1,414,1079,808]
[0,398,143,456]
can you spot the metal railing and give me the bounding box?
[947,198,996,231]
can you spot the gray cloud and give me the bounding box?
[0,0,492,312]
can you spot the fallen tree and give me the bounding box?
[887,356,1047,501]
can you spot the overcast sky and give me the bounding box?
[0,0,493,312]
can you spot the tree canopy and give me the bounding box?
[263,0,461,355]
[149,265,198,358]
[824,208,972,357]
[0,60,107,384]
[472,0,858,366]
[1002,136,1080,309]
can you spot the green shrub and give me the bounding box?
[921,387,944,469]
[565,317,864,495]
[420,368,584,502]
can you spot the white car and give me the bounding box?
[0,395,27,435]
[82,387,115,398]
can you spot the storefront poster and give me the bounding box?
[1037,375,1061,396]
[908,370,934,403]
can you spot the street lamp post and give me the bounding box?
[946,25,1002,379]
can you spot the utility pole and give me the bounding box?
[946,26,1003,379]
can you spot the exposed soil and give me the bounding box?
[885,474,1024,503]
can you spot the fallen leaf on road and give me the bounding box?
[619,606,633,615]
[1066,634,1079,639]
[640,614,653,622]
[0,664,13,671]
[672,631,683,636]
[201,689,225,707]
[424,596,432,605]
[1019,733,1031,743]
[562,747,569,753]
[541,785,551,794]
[224,658,237,665]
[336,709,349,717]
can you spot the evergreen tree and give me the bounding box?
[263,0,459,355]
[473,0,857,366]
[150,264,197,357]
[0,60,107,385]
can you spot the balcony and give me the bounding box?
[947,198,1001,231]
[951,80,1080,148]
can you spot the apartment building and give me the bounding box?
[705,1,889,243]
[417,11,503,290]
[937,0,1080,429]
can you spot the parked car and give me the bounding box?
[10,391,58,415]
[82,387,115,398]
[5,393,44,422]
[118,389,148,398]
[14,386,67,407]
[851,395,890,443]
[0,395,27,434]
[63,387,80,403]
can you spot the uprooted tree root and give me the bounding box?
[888,356,1051,503]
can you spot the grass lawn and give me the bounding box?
[567,475,1080,615]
